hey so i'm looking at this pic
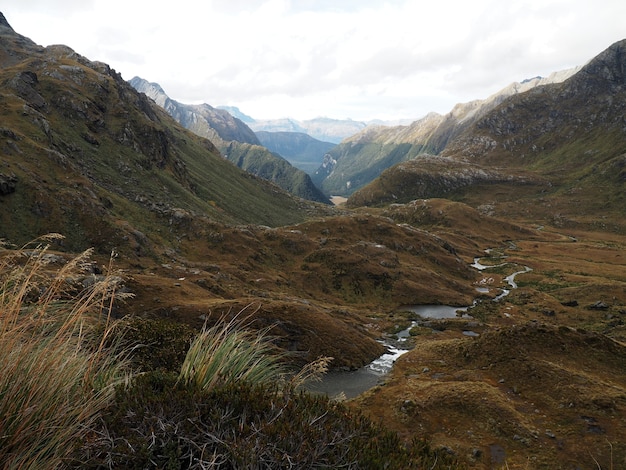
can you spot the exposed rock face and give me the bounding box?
[0,173,17,195]
[130,77,260,145]
[0,12,12,31]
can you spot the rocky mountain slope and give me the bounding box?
[255,130,335,174]
[0,14,318,253]
[130,77,330,204]
[349,39,626,229]
[315,68,579,196]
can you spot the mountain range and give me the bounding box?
[2,10,626,468]
[219,106,414,143]
[129,77,330,204]
[348,39,626,228]
[313,67,582,196]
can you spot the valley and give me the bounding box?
[29,202,623,469]
[1,11,625,469]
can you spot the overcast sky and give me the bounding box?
[4,1,625,121]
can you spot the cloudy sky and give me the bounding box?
[4,1,625,121]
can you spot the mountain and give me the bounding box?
[246,117,369,144]
[218,105,255,123]
[130,78,260,145]
[348,39,626,227]
[255,131,335,174]
[130,77,330,204]
[315,68,580,196]
[0,15,316,253]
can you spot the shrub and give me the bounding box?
[73,312,459,469]
[75,372,459,469]
[111,315,196,372]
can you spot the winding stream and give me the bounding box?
[305,343,410,399]
[306,252,531,399]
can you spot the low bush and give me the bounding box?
[74,372,459,469]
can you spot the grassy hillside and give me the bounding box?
[221,142,330,204]
[348,40,626,230]
[0,29,317,253]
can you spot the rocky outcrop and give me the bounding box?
[0,173,17,195]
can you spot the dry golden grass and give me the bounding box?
[0,235,130,469]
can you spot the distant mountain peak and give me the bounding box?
[218,106,255,123]
[521,76,542,84]
[130,76,166,95]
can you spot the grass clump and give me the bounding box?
[0,235,129,469]
[178,313,288,391]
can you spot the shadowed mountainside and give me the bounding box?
[255,130,335,174]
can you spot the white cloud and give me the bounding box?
[3,0,626,121]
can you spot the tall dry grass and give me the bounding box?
[0,235,129,469]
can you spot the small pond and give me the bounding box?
[399,304,471,319]
[306,254,532,399]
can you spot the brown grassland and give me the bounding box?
[16,199,620,469]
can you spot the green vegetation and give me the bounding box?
[319,141,424,196]
[222,142,331,204]
[178,316,288,391]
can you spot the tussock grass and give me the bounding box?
[0,235,129,469]
[179,309,295,391]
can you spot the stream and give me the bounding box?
[305,252,531,399]
[305,343,409,399]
